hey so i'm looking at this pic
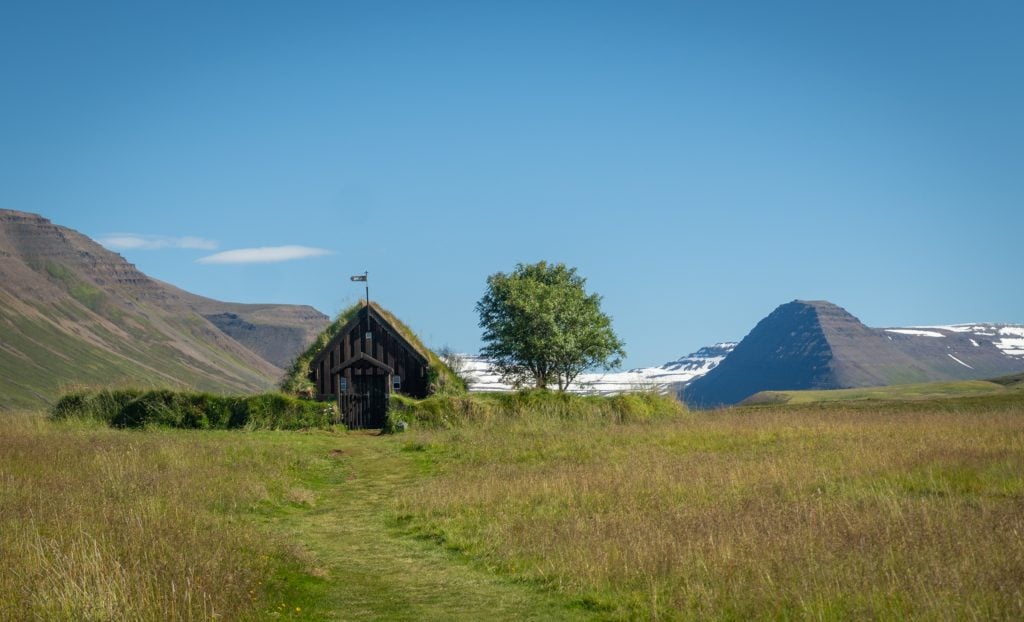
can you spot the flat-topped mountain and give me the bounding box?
[0,210,327,409]
[166,285,329,369]
[684,300,1024,407]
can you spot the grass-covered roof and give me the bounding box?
[281,301,465,397]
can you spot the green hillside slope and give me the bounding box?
[0,210,299,410]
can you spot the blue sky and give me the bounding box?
[1,1,1021,367]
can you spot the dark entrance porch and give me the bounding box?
[335,352,393,429]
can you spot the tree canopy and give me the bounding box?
[476,261,625,391]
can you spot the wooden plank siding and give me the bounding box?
[308,304,430,428]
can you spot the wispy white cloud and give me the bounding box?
[196,245,333,265]
[98,233,218,251]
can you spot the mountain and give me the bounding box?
[683,300,1024,408]
[459,342,736,395]
[0,210,328,410]
[879,324,1024,375]
[167,285,329,369]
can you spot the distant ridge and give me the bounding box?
[0,209,327,410]
[166,284,329,369]
[684,300,1024,408]
[459,342,736,395]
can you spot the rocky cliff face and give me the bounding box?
[0,210,164,302]
[683,300,1024,408]
[0,210,325,409]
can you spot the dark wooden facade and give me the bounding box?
[308,303,430,428]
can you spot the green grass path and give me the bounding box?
[266,431,592,621]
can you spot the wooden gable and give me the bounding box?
[308,303,431,428]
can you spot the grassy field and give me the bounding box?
[2,390,1023,620]
[0,410,590,621]
[742,373,1024,405]
[0,412,323,620]
[396,394,1024,619]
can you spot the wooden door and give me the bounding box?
[343,373,388,429]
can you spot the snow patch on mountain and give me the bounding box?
[907,324,1024,358]
[885,329,945,338]
[459,342,737,395]
[947,353,973,369]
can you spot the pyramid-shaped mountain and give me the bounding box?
[683,300,945,407]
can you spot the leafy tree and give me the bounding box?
[476,261,625,391]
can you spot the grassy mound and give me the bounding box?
[387,389,685,431]
[280,301,465,398]
[741,376,1024,406]
[50,388,337,430]
[991,371,1024,388]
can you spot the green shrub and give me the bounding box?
[387,389,685,431]
[51,388,143,422]
[113,391,166,427]
[244,393,336,430]
[49,389,338,430]
[50,391,90,420]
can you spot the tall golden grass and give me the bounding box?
[0,412,316,620]
[396,400,1024,619]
